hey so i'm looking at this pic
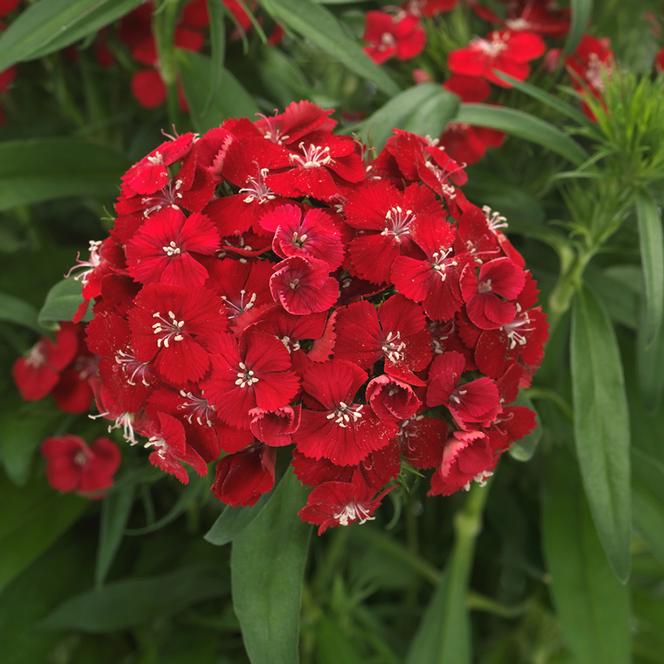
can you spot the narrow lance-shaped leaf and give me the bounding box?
[0,292,41,333]
[258,0,399,96]
[39,280,88,326]
[542,447,631,664]
[205,492,271,546]
[202,0,227,117]
[455,103,588,165]
[0,138,128,211]
[0,0,144,71]
[231,470,311,664]
[358,84,459,151]
[564,0,593,54]
[571,285,631,581]
[95,483,135,587]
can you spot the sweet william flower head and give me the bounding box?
[54,104,547,533]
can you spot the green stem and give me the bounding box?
[547,247,594,326]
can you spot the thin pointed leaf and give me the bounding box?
[202,0,226,117]
[231,470,310,664]
[494,72,590,125]
[0,0,144,70]
[358,84,459,151]
[95,484,135,587]
[632,449,664,565]
[564,0,593,54]
[542,448,631,664]
[455,104,588,165]
[205,492,271,546]
[258,0,399,96]
[571,285,631,581]
[179,51,258,132]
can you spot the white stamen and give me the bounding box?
[381,206,416,243]
[333,501,375,526]
[382,330,406,363]
[239,168,276,204]
[152,311,185,348]
[162,240,182,256]
[289,142,333,169]
[235,362,259,388]
[326,402,364,428]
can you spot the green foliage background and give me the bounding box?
[1,1,664,662]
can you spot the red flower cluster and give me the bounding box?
[63,101,547,534]
[12,322,94,414]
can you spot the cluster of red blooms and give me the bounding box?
[40,101,549,533]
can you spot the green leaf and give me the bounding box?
[202,0,227,118]
[0,292,40,332]
[41,566,226,632]
[0,0,144,73]
[541,448,631,664]
[205,492,271,546]
[38,279,88,325]
[407,486,489,664]
[95,483,135,587]
[258,0,399,96]
[632,449,664,565]
[179,51,259,132]
[0,474,86,593]
[571,286,631,581]
[636,192,663,345]
[494,72,590,125]
[455,104,588,165]
[358,84,459,151]
[0,138,127,211]
[0,405,63,486]
[231,470,311,664]
[564,0,593,54]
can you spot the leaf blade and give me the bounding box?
[571,285,631,581]
[455,103,588,165]
[564,0,593,54]
[231,470,311,664]
[258,0,399,96]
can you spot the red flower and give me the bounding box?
[366,375,422,422]
[460,257,526,329]
[473,0,570,37]
[344,180,441,284]
[270,256,339,315]
[295,359,397,466]
[12,325,78,401]
[42,435,121,496]
[126,207,220,288]
[299,473,392,534]
[256,101,336,147]
[363,10,426,65]
[0,0,20,17]
[429,430,496,496]
[203,331,300,429]
[391,218,468,321]
[128,283,225,383]
[656,47,664,72]
[212,445,276,506]
[448,30,545,87]
[426,351,501,428]
[131,69,167,109]
[405,0,457,17]
[397,414,447,469]
[565,35,613,111]
[260,204,345,271]
[249,405,301,447]
[333,294,432,381]
[143,412,207,484]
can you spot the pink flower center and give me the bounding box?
[482,205,508,233]
[291,230,308,248]
[115,348,151,386]
[449,387,468,406]
[162,240,182,256]
[505,17,531,30]
[107,412,138,446]
[431,247,457,281]
[221,289,257,318]
[280,335,301,352]
[502,307,533,349]
[333,501,374,526]
[140,180,183,217]
[463,470,493,491]
[381,206,416,243]
[290,142,333,169]
[235,362,259,388]
[326,401,363,428]
[239,168,276,204]
[152,311,185,348]
[477,279,493,294]
[73,450,89,466]
[586,53,609,91]
[147,151,164,165]
[25,342,46,368]
[179,390,215,426]
[65,240,103,286]
[382,330,406,363]
[472,34,508,57]
[145,435,168,460]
